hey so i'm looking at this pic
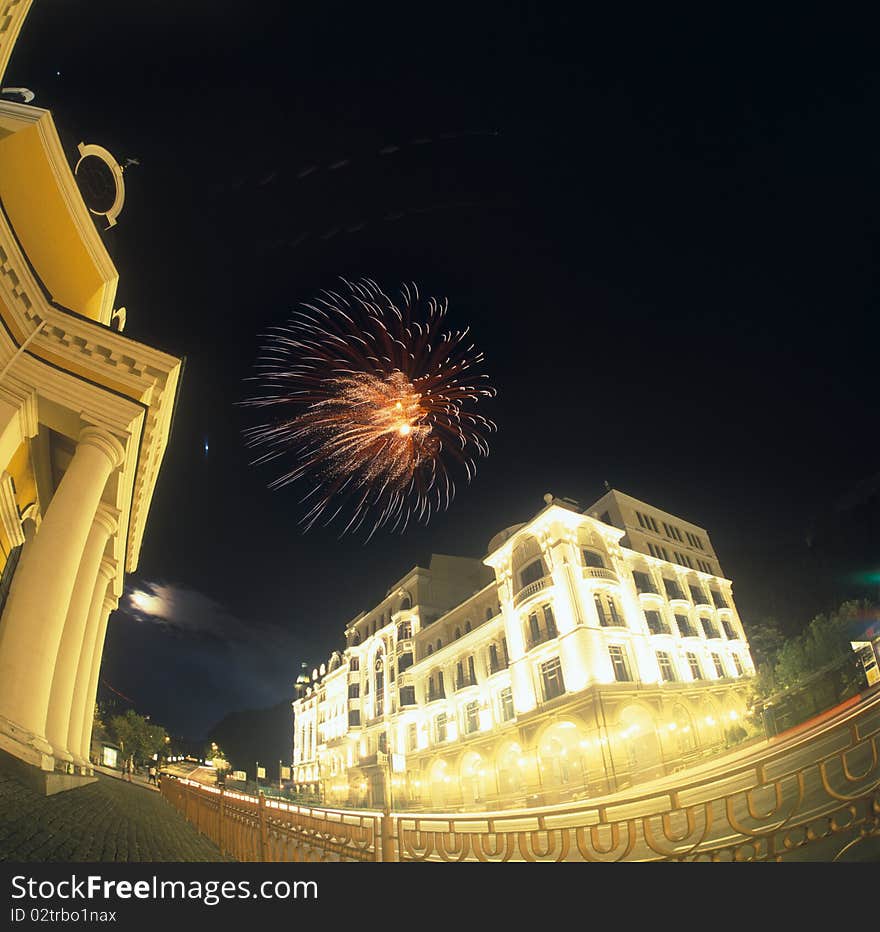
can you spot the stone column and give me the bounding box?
[77,590,117,765]
[46,507,118,765]
[0,426,124,763]
[67,558,116,768]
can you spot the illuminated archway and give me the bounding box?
[428,758,453,808]
[496,741,526,796]
[617,704,662,782]
[537,720,589,789]
[459,750,493,804]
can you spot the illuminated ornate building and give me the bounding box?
[0,3,182,792]
[292,490,756,810]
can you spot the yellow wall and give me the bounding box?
[0,125,112,321]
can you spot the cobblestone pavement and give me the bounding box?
[0,772,232,861]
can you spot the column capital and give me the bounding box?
[93,503,120,538]
[102,595,119,613]
[78,426,125,469]
[97,557,117,583]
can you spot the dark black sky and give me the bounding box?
[7,4,879,737]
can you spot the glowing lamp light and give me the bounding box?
[728,710,739,721]
[705,716,716,726]
[667,723,677,732]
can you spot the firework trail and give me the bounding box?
[244,279,497,539]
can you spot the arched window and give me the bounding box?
[427,644,434,655]
[454,627,462,640]
[436,639,442,651]
[399,592,412,611]
[465,620,472,633]
[486,607,494,621]
[513,537,545,589]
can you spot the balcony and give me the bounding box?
[513,575,552,608]
[397,638,414,655]
[582,566,619,584]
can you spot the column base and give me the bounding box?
[0,745,97,795]
[0,713,54,770]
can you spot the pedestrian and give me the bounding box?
[125,759,133,782]
[148,764,157,785]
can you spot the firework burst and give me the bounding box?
[244,278,497,537]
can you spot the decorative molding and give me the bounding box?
[0,1,32,89]
[0,470,22,547]
[74,142,125,230]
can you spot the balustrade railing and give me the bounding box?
[162,691,880,862]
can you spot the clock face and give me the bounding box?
[75,154,117,215]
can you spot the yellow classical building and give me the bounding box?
[293,490,756,810]
[0,3,182,792]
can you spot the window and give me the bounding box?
[526,605,558,646]
[407,723,418,752]
[701,617,721,639]
[594,594,625,627]
[664,578,685,600]
[633,570,657,594]
[541,657,566,700]
[582,549,605,568]
[486,607,494,621]
[349,657,360,672]
[600,510,612,525]
[731,653,744,676]
[689,585,706,604]
[436,639,442,651]
[657,651,677,682]
[644,610,668,635]
[427,671,445,702]
[711,652,726,678]
[348,683,360,699]
[348,710,360,727]
[465,620,472,633]
[454,627,461,640]
[489,642,507,673]
[686,652,703,680]
[464,701,480,735]
[608,645,632,682]
[499,687,514,722]
[520,559,545,588]
[713,590,729,610]
[399,685,416,706]
[435,713,448,743]
[427,644,434,655]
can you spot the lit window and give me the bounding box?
[499,687,514,722]
[686,652,703,680]
[608,645,632,682]
[540,657,565,700]
[656,651,677,682]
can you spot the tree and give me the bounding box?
[109,709,168,769]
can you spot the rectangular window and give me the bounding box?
[608,645,632,682]
[732,654,744,676]
[544,604,558,638]
[489,643,500,673]
[529,611,541,644]
[722,619,738,640]
[664,578,684,600]
[582,549,605,568]
[348,683,360,699]
[500,687,514,722]
[633,570,656,594]
[540,657,566,700]
[644,610,667,635]
[689,585,705,604]
[675,614,696,637]
[686,652,703,680]
[407,722,418,752]
[467,654,477,684]
[636,511,647,528]
[711,652,726,678]
[657,651,677,682]
[435,713,448,743]
[713,590,729,609]
[399,685,416,706]
[701,617,720,639]
[464,701,480,734]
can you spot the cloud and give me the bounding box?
[109,581,300,737]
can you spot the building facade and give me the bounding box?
[0,3,182,791]
[292,491,756,810]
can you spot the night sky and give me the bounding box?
[5,4,879,738]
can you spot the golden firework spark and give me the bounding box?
[244,279,497,537]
